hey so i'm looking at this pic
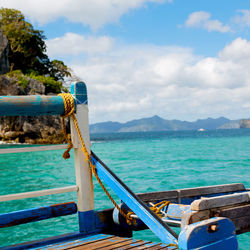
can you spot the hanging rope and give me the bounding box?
[58,93,172,226]
[58,93,74,159]
[58,93,131,223]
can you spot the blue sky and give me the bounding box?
[2,0,250,123]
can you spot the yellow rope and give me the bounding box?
[58,93,130,222]
[150,200,171,216]
[58,93,74,159]
[58,93,172,227]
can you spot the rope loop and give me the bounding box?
[58,93,75,118]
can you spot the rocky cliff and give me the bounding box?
[0,31,9,74]
[0,75,68,144]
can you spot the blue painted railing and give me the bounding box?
[0,202,77,228]
[0,95,66,116]
[0,81,88,117]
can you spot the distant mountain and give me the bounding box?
[90,116,238,133]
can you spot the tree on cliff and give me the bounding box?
[0,8,71,92]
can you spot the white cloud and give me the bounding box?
[185,11,231,33]
[46,33,113,56]
[219,37,250,62]
[233,9,250,27]
[1,0,169,30]
[185,11,211,27]
[47,35,250,122]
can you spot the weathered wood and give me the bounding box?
[0,202,77,228]
[72,237,129,249]
[179,183,245,198]
[136,243,163,249]
[182,203,250,234]
[143,244,169,250]
[99,239,145,250]
[115,240,152,250]
[219,204,250,218]
[216,204,250,234]
[191,192,250,211]
[181,210,210,227]
[40,234,114,250]
[0,185,78,202]
[0,144,67,154]
[231,216,250,234]
[137,190,178,203]
[136,184,246,205]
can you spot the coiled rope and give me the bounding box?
[58,93,172,227]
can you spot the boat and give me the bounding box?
[0,82,249,249]
[198,128,205,131]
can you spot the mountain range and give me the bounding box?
[90,116,243,133]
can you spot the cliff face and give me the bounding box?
[0,31,9,74]
[0,75,67,144]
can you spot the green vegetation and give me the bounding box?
[0,8,71,93]
[6,70,68,93]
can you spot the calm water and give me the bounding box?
[0,129,249,249]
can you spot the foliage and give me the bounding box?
[28,71,66,94]
[6,70,68,93]
[0,8,50,74]
[0,8,71,93]
[50,60,71,81]
[6,70,29,88]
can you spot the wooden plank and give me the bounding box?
[142,243,169,250]
[0,185,78,202]
[30,234,168,250]
[232,216,250,234]
[0,144,67,154]
[137,191,178,203]
[136,184,246,204]
[0,202,77,228]
[182,210,210,226]
[179,183,245,198]
[36,234,114,250]
[191,192,250,211]
[72,236,129,249]
[135,243,162,249]
[116,240,151,249]
[219,204,250,218]
[97,239,145,250]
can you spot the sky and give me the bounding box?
[1,0,250,123]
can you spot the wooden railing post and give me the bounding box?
[70,82,95,233]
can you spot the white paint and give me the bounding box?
[0,185,78,202]
[0,144,67,154]
[71,104,94,212]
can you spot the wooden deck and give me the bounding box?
[35,234,172,250]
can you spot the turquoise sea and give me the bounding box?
[0,129,249,249]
